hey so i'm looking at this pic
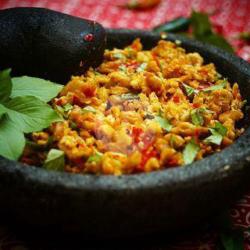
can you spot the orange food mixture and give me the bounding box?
[21,39,245,175]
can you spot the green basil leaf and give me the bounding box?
[202,81,227,92]
[155,115,172,132]
[11,76,63,102]
[214,121,227,136]
[190,11,234,53]
[82,106,97,114]
[43,149,65,171]
[220,230,244,250]
[191,11,212,38]
[198,33,234,53]
[0,115,25,160]
[118,65,127,72]
[204,122,227,145]
[191,108,204,126]
[204,132,223,145]
[183,139,200,165]
[63,103,73,112]
[87,151,103,163]
[153,17,191,33]
[0,69,12,103]
[121,93,139,100]
[183,83,198,97]
[5,96,62,133]
[0,103,7,118]
[54,105,65,117]
[136,63,147,72]
[113,53,125,59]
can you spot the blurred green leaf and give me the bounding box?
[220,230,244,250]
[0,69,12,104]
[215,211,245,250]
[153,17,191,33]
[43,149,65,171]
[197,33,234,53]
[191,11,212,37]
[183,139,200,165]
[190,11,234,53]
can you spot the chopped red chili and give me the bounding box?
[72,94,82,106]
[132,127,143,144]
[192,103,201,108]
[83,86,96,98]
[55,98,63,106]
[167,157,179,167]
[138,148,158,170]
[173,95,180,103]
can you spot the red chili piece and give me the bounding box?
[72,95,82,106]
[173,95,180,103]
[132,127,143,144]
[167,157,179,167]
[83,86,96,98]
[194,128,200,138]
[139,148,157,170]
[55,98,63,106]
[192,103,201,108]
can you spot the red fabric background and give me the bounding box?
[0,0,249,249]
[0,0,249,60]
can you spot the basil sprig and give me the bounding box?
[154,115,172,132]
[11,76,63,102]
[43,149,65,171]
[152,11,234,53]
[190,11,234,53]
[191,107,214,126]
[191,108,205,126]
[87,151,103,163]
[183,83,197,97]
[202,80,227,92]
[183,139,200,165]
[204,122,227,145]
[0,69,63,160]
[136,63,147,73]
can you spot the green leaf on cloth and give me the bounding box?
[190,11,234,53]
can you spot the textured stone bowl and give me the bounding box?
[0,28,250,238]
